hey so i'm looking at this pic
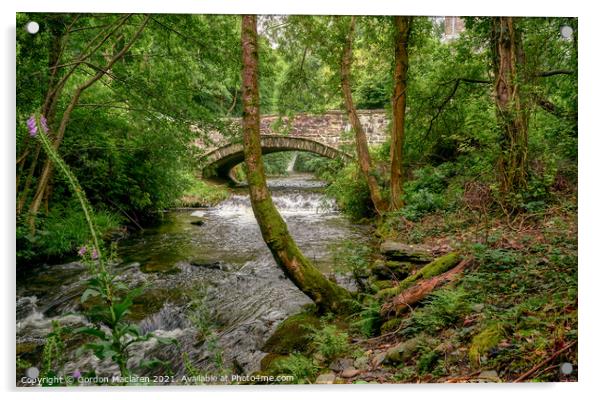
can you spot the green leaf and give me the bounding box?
[74,326,108,340]
[112,298,133,322]
[81,288,100,303]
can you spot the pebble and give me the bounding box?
[315,372,336,384]
[341,368,361,379]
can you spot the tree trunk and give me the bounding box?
[240,15,352,314]
[341,16,388,215]
[491,17,530,195]
[389,16,412,211]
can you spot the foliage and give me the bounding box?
[402,288,471,337]
[17,201,121,264]
[325,164,374,220]
[40,321,69,384]
[272,353,318,384]
[30,116,176,381]
[349,297,382,337]
[307,323,351,362]
[331,239,371,291]
[176,174,230,208]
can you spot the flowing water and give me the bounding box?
[16,173,367,383]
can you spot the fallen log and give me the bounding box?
[381,256,474,316]
[376,252,462,300]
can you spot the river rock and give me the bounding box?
[190,219,205,226]
[384,337,422,365]
[473,370,501,383]
[329,358,354,372]
[315,372,336,384]
[379,241,432,263]
[341,368,361,378]
[371,352,387,368]
[353,356,370,370]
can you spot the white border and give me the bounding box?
[2,1,598,400]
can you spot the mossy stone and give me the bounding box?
[259,353,287,372]
[140,262,182,274]
[261,311,321,355]
[380,241,433,263]
[370,279,396,291]
[384,336,423,365]
[370,259,414,280]
[380,318,403,334]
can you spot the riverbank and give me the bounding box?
[253,189,577,383]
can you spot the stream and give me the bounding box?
[16,173,367,383]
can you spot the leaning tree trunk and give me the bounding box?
[240,15,351,314]
[389,16,412,211]
[341,16,388,215]
[491,17,530,196]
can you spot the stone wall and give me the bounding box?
[195,109,389,151]
[258,110,388,148]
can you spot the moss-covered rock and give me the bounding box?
[384,336,423,365]
[376,252,462,299]
[370,259,414,280]
[380,318,403,334]
[139,261,181,274]
[260,353,288,372]
[370,279,396,292]
[379,241,432,263]
[261,311,321,355]
[469,323,506,366]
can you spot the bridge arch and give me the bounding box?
[201,135,351,180]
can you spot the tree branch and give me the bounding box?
[534,70,574,78]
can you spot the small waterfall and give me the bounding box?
[286,152,298,173]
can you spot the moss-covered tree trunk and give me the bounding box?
[491,17,530,195]
[240,15,351,314]
[341,16,388,215]
[389,16,412,211]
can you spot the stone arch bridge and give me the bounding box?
[199,110,388,180]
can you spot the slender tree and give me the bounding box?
[240,15,351,314]
[389,16,412,211]
[490,17,530,195]
[341,16,388,215]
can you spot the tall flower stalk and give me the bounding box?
[27,114,104,268]
[27,114,175,380]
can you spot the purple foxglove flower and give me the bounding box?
[72,370,81,379]
[40,115,49,134]
[26,115,37,137]
[91,248,98,260]
[78,246,87,256]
